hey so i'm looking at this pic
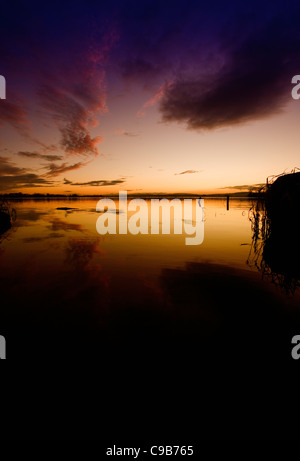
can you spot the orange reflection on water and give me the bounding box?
[0,198,260,276]
[1,197,300,361]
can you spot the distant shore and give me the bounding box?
[0,191,263,200]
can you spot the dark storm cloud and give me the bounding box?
[160,11,300,130]
[18,151,64,162]
[63,178,125,186]
[111,0,300,130]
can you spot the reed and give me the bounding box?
[0,199,16,236]
[247,171,300,294]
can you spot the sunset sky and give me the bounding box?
[1,0,300,195]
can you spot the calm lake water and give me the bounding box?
[1,197,300,361]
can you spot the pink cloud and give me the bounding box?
[0,100,29,133]
[137,82,172,117]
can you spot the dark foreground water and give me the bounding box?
[1,197,300,439]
